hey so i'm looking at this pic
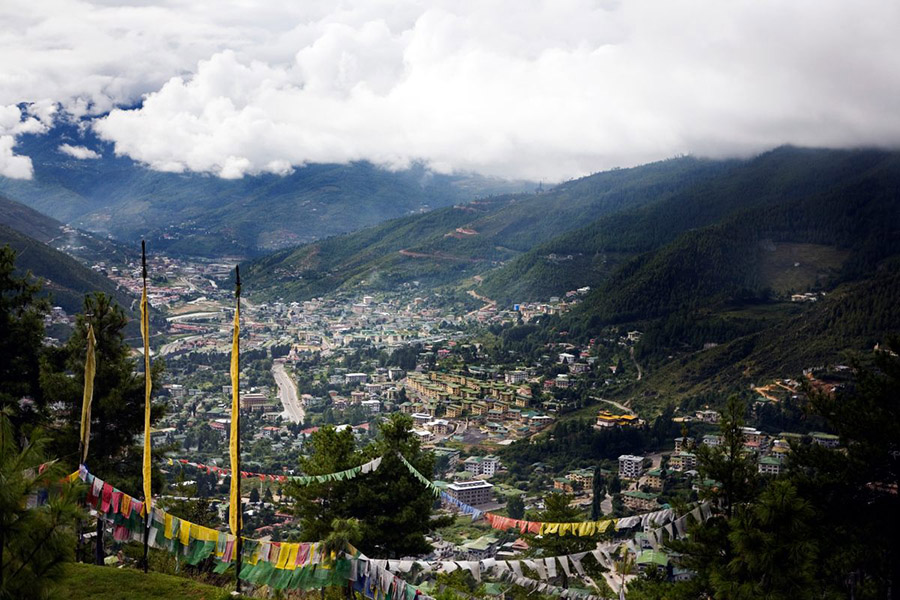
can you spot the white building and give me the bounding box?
[505,371,527,384]
[558,353,576,364]
[618,454,645,479]
[446,480,494,506]
[361,399,381,413]
[345,372,368,384]
[463,455,501,477]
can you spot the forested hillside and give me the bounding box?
[0,224,133,314]
[479,147,899,302]
[246,156,733,299]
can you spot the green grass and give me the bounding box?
[53,563,238,600]
[758,242,848,294]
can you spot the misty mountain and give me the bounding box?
[0,119,533,257]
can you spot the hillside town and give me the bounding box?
[83,252,851,592]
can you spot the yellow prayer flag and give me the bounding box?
[179,519,191,546]
[164,513,174,539]
[285,544,300,570]
[276,544,291,569]
[141,275,153,511]
[79,324,96,464]
[228,290,241,537]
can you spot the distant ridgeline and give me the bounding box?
[0,119,533,257]
[247,147,900,402]
[0,195,134,315]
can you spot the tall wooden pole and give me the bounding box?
[141,240,151,573]
[233,266,243,593]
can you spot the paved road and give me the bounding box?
[159,334,202,356]
[629,346,643,381]
[272,361,304,424]
[591,396,634,414]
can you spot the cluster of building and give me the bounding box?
[613,426,842,513]
[401,371,555,441]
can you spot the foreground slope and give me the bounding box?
[55,563,234,600]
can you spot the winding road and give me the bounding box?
[272,360,304,424]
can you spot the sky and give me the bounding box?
[1,0,899,181]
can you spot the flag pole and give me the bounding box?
[140,240,152,573]
[230,266,243,593]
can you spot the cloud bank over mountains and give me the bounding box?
[2,0,900,180]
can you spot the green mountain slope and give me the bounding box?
[246,156,733,299]
[563,149,900,327]
[0,194,134,265]
[533,149,900,404]
[479,147,898,303]
[0,193,64,242]
[636,261,900,400]
[0,223,133,314]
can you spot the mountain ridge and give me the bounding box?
[0,120,533,257]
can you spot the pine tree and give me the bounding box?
[0,246,48,434]
[289,414,444,558]
[695,396,756,518]
[40,293,165,489]
[525,492,597,588]
[507,495,525,520]
[0,411,81,598]
[590,466,605,520]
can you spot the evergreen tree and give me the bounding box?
[717,480,819,599]
[0,246,48,434]
[40,293,165,489]
[590,467,605,521]
[785,340,900,597]
[289,414,446,558]
[695,396,756,518]
[525,493,597,588]
[0,411,81,599]
[507,495,525,520]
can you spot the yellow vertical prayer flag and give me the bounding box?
[228,290,241,537]
[79,324,96,464]
[141,257,153,511]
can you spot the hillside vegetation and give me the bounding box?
[246,156,733,298]
[0,223,132,314]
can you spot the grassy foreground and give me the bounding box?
[53,563,236,600]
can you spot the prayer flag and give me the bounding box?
[79,324,96,463]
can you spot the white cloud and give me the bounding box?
[0,135,33,179]
[59,143,101,159]
[0,104,44,178]
[4,0,900,180]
